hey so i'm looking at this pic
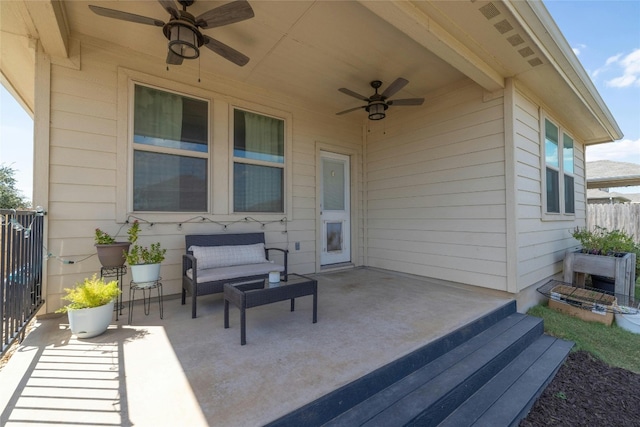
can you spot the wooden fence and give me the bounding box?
[587,203,640,243]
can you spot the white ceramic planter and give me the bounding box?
[67,301,114,339]
[130,263,161,284]
[615,307,640,334]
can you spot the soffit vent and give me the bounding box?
[494,19,514,34]
[518,47,535,58]
[507,34,525,46]
[528,58,543,67]
[479,3,501,20]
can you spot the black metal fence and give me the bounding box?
[1,209,45,357]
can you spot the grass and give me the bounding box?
[528,296,640,374]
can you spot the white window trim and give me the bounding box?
[228,102,293,218]
[540,112,576,221]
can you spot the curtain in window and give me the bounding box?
[233,110,284,212]
[134,85,183,142]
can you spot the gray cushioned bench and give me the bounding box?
[182,233,288,318]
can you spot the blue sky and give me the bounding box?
[1,0,639,200]
[545,0,640,177]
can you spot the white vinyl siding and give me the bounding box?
[365,81,508,291]
[513,87,585,292]
[44,40,361,311]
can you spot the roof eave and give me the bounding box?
[503,0,623,143]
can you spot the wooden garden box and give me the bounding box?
[563,251,636,299]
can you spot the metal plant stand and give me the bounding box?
[128,279,163,325]
[100,266,127,321]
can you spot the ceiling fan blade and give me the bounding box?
[166,49,184,65]
[88,5,165,27]
[196,0,255,29]
[381,77,409,99]
[157,0,179,19]
[338,88,370,102]
[203,35,250,66]
[388,98,424,106]
[336,106,366,116]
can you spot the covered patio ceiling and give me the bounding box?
[1,0,621,144]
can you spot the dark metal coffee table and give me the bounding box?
[223,273,318,345]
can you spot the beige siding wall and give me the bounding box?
[513,86,584,294]
[44,38,362,312]
[365,81,508,291]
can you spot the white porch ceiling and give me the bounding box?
[1,0,622,142]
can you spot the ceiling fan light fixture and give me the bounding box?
[366,101,387,120]
[168,21,201,59]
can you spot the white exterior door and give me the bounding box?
[320,152,350,266]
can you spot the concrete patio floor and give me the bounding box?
[1,267,512,426]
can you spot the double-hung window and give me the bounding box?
[132,84,209,212]
[233,109,285,213]
[543,117,575,216]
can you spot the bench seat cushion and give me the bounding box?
[186,262,285,284]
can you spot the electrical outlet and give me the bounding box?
[295,242,300,251]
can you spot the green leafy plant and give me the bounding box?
[570,226,640,278]
[56,274,121,313]
[125,242,166,265]
[94,220,140,245]
[94,228,116,244]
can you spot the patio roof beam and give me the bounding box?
[359,0,504,93]
[23,0,70,59]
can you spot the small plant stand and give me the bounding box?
[100,266,126,321]
[128,279,163,325]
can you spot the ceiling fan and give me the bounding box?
[88,0,254,66]
[336,78,425,120]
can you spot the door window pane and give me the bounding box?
[323,159,345,211]
[134,85,208,153]
[134,151,207,211]
[234,163,283,212]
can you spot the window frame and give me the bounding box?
[540,114,576,220]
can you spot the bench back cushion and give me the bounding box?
[185,233,268,270]
[189,243,267,269]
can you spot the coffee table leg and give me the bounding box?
[224,300,229,328]
[313,290,317,323]
[240,305,246,345]
[290,298,295,312]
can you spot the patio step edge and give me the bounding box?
[437,335,574,427]
[265,300,518,427]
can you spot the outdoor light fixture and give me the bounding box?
[167,21,202,59]
[366,101,388,121]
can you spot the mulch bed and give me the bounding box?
[520,350,640,426]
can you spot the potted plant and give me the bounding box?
[56,274,121,338]
[95,227,132,268]
[569,226,639,294]
[125,221,166,283]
